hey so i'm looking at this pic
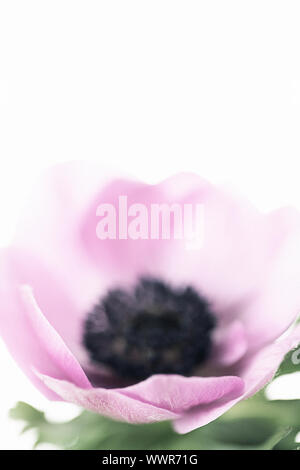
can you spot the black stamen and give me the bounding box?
[83,277,216,381]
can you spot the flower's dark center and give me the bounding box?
[83,277,216,381]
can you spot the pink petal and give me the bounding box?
[115,374,245,414]
[238,323,300,399]
[0,247,85,362]
[0,278,91,399]
[173,396,243,434]
[35,372,243,424]
[176,200,300,314]
[36,373,179,424]
[80,173,211,285]
[211,321,248,367]
[13,161,115,314]
[240,226,300,350]
[174,324,300,433]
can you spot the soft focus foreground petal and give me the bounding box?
[0,279,91,399]
[174,324,300,433]
[115,374,245,414]
[36,373,179,424]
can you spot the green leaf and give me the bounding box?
[224,397,300,428]
[9,401,45,432]
[276,341,300,377]
[273,427,300,450]
[10,395,300,450]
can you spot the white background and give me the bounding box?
[0,1,300,449]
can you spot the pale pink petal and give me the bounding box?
[173,396,243,434]
[237,323,300,399]
[0,247,85,362]
[240,226,300,351]
[80,173,210,286]
[174,324,300,433]
[0,278,91,399]
[36,373,179,424]
[163,198,300,313]
[115,374,244,414]
[13,162,116,315]
[36,372,243,424]
[211,321,248,367]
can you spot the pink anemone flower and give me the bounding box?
[1,162,300,434]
